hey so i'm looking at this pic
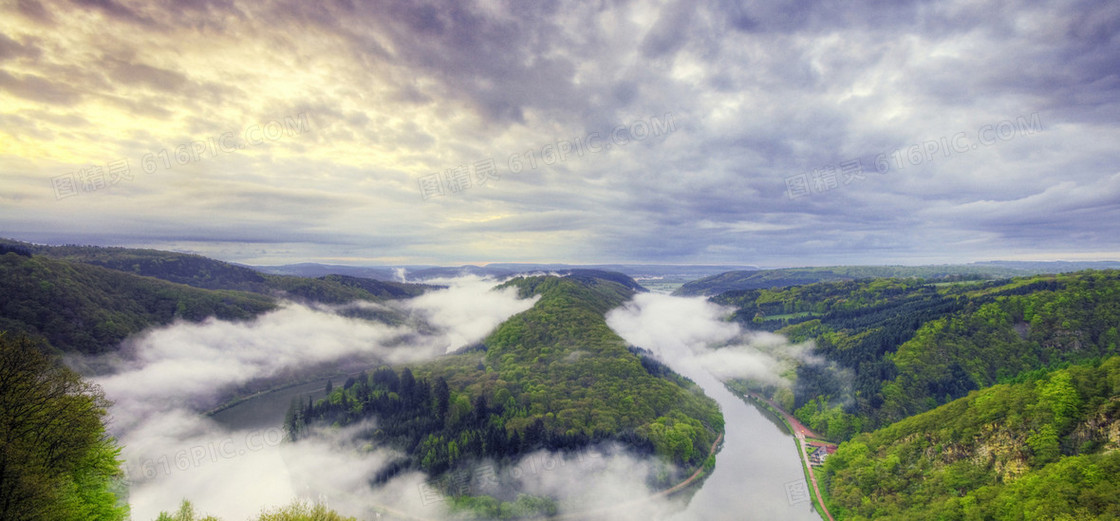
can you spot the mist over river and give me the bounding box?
[108,287,820,520]
[202,293,821,520]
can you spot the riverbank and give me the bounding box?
[722,383,837,521]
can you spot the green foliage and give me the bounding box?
[0,333,128,521]
[715,277,969,430]
[880,270,1120,425]
[0,240,420,296]
[794,396,866,441]
[262,274,425,306]
[153,500,219,521]
[0,238,432,300]
[822,357,1120,520]
[254,501,357,521]
[448,493,559,520]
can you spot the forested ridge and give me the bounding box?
[712,270,1120,442]
[0,243,433,354]
[822,357,1120,520]
[287,274,723,509]
[674,265,1029,296]
[0,238,430,302]
[706,271,1120,518]
[0,251,276,354]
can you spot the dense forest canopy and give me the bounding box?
[712,270,1120,441]
[0,252,276,354]
[822,356,1120,520]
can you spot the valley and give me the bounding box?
[2,241,1119,520]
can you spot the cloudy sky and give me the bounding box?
[1,0,1118,266]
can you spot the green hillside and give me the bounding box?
[673,265,1023,296]
[263,273,428,305]
[0,241,439,354]
[0,252,276,354]
[287,274,723,513]
[712,271,1120,441]
[823,357,1120,520]
[0,238,430,304]
[1,239,274,292]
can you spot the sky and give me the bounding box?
[1,0,1118,266]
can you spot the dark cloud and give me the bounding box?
[0,32,41,62]
[640,0,697,59]
[69,0,156,25]
[106,58,192,93]
[15,0,53,23]
[0,70,83,105]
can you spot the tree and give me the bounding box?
[0,333,127,521]
[1038,371,1080,430]
[1027,424,1061,466]
[434,377,450,420]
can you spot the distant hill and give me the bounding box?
[287,273,722,516]
[253,263,405,280]
[823,357,1120,520]
[0,238,434,306]
[256,261,752,288]
[673,263,1120,296]
[974,260,1120,272]
[1,238,275,292]
[0,252,275,354]
[262,274,432,305]
[0,240,438,354]
[551,268,648,292]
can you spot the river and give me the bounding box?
[665,364,822,521]
[209,356,822,520]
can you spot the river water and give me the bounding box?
[665,365,821,521]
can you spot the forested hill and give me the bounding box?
[713,270,1120,443]
[0,238,430,302]
[287,274,723,508]
[674,263,1120,297]
[822,357,1120,520]
[0,243,433,354]
[0,252,276,354]
[673,265,1023,296]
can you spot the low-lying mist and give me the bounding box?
[606,293,822,389]
[94,277,537,520]
[94,279,827,520]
